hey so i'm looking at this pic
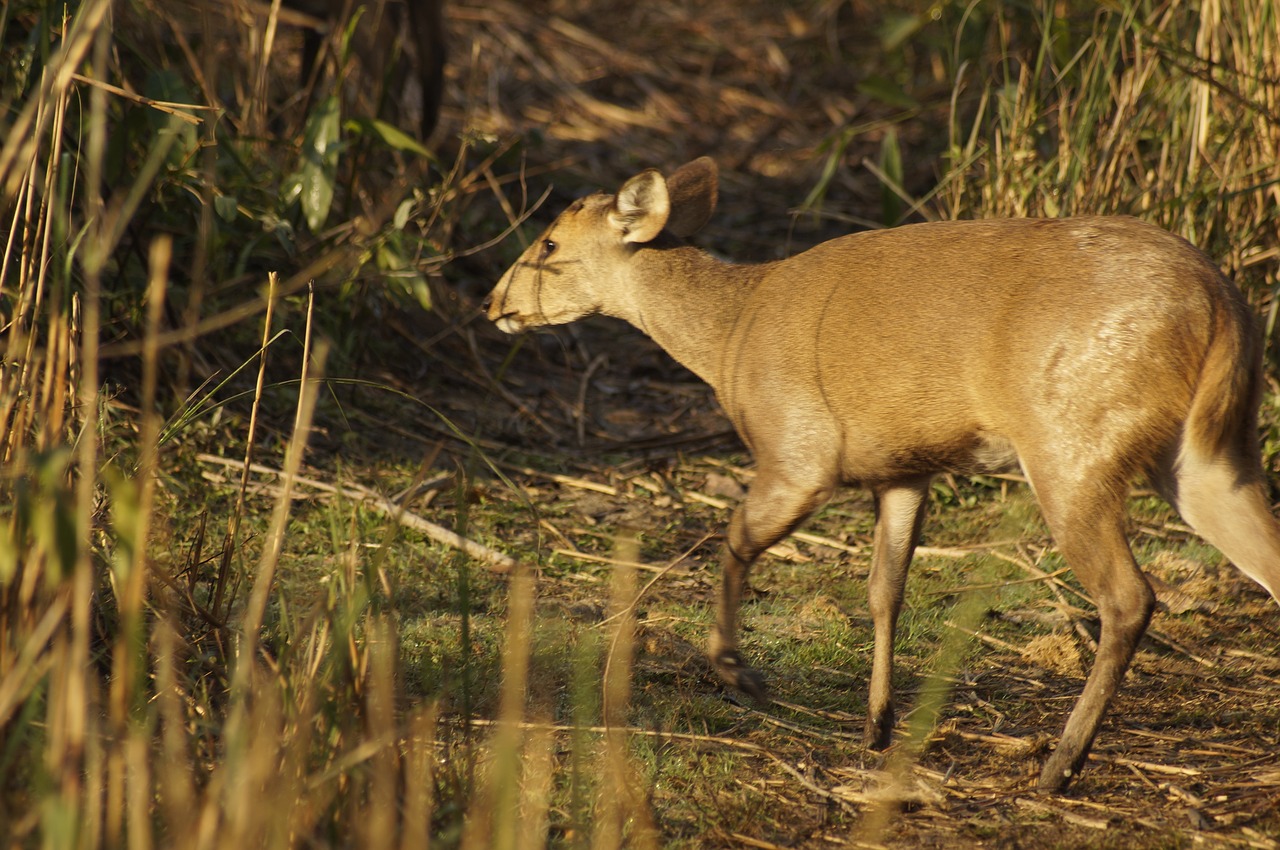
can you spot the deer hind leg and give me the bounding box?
[1027,467,1156,793]
[711,469,833,701]
[1152,442,1280,605]
[864,477,932,750]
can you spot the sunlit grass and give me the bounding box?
[4,0,1280,847]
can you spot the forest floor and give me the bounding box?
[133,0,1280,845]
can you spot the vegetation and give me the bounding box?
[1,0,1278,848]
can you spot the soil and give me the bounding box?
[328,0,1280,845]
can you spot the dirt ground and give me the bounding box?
[359,295,1280,847]
[345,1,1280,845]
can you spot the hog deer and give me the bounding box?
[483,157,1280,793]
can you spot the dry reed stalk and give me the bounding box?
[42,19,117,842]
[937,0,1280,301]
[0,51,71,465]
[592,531,659,850]
[247,0,284,140]
[104,235,172,849]
[516,725,556,850]
[400,705,440,850]
[0,0,112,199]
[201,304,328,847]
[363,616,399,850]
[218,271,279,619]
[235,282,323,673]
[857,589,989,843]
[154,618,197,849]
[461,559,546,850]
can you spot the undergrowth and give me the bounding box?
[2,0,1279,848]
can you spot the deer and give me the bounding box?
[482,157,1280,793]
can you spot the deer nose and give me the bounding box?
[481,294,493,313]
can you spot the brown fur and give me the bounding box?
[484,158,1280,793]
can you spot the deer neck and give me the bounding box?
[605,244,762,390]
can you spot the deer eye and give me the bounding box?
[543,239,557,257]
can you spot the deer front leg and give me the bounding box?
[864,478,932,749]
[711,470,831,702]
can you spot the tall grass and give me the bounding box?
[0,2,643,846]
[0,1,472,847]
[935,0,1279,295]
[2,0,1279,847]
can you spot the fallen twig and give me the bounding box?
[1014,797,1110,830]
[504,463,620,495]
[552,548,686,574]
[684,490,868,556]
[927,567,1071,596]
[197,454,518,573]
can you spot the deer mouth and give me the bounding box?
[493,313,525,334]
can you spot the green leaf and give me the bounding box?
[0,525,14,586]
[145,69,198,165]
[857,75,920,111]
[299,94,342,232]
[879,127,904,226]
[406,274,432,311]
[104,464,139,583]
[214,193,238,222]
[369,119,432,158]
[377,241,432,310]
[879,11,923,52]
[338,7,367,65]
[26,449,77,582]
[394,197,414,231]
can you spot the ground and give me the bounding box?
[176,0,1280,845]
[235,291,1280,847]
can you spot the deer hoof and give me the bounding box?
[1036,759,1076,794]
[864,709,894,751]
[1034,768,1075,793]
[713,649,769,703]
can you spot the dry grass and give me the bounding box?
[3,0,1280,848]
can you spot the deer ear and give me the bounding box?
[663,157,718,238]
[610,169,670,243]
